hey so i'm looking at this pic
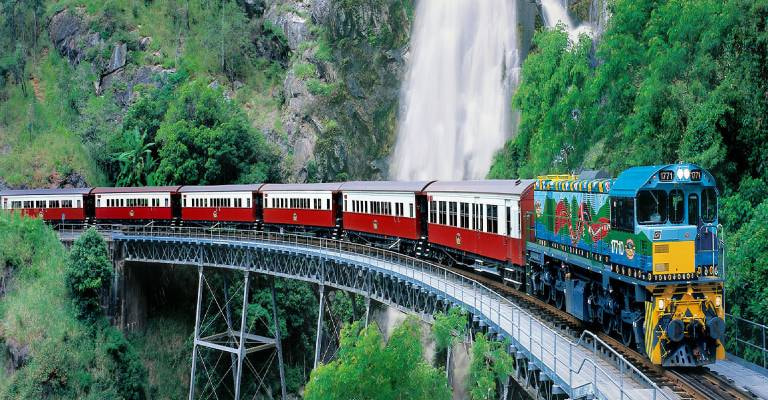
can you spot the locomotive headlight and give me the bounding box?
[658,299,666,311]
[677,168,684,179]
[715,295,722,308]
[684,168,691,179]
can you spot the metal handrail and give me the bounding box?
[55,223,671,400]
[726,313,768,369]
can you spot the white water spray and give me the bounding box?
[391,0,519,181]
[540,0,593,42]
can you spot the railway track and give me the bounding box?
[444,265,754,400]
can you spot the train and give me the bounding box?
[0,163,725,367]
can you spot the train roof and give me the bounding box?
[0,188,92,196]
[610,163,717,197]
[260,182,344,192]
[91,186,182,194]
[425,179,536,196]
[179,184,264,193]
[339,181,435,193]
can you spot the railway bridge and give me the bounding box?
[59,225,674,400]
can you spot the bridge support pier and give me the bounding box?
[314,284,325,369]
[188,267,286,400]
[364,295,371,327]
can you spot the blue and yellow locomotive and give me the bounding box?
[526,163,725,366]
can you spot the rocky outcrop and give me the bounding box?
[49,9,102,65]
[264,1,312,51]
[4,338,29,371]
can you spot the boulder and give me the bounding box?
[5,338,29,370]
[139,36,152,51]
[106,43,127,75]
[48,9,102,65]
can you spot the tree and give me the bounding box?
[113,129,157,187]
[66,228,113,320]
[153,79,279,185]
[468,333,515,400]
[304,318,451,400]
[432,307,468,374]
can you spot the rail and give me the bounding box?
[56,224,673,400]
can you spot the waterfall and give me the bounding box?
[391,0,519,181]
[540,0,593,42]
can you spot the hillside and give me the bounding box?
[490,0,768,325]
[0,0,414,189]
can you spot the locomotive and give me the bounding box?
[0,163,724,367]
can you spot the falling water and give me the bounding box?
[540,0,593,42]
[391,0,519,181]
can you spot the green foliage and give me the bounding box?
[432,307,468,352]
[307,78,339,97]
[304,318,451,400]
[113,129,157,186]
[153,78,280,185]
[468,333,515,400]
[66,227,113,321]
[293,62,318,79]
[0,213,148,399]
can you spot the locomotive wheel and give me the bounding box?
[621,323,634,347]
[555,291,565,310]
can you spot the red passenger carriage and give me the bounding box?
[340,181,433,244]
[0,188,91,222]
[93,186,181,221]
[261,183,343,234]
[424,180,535,279]
[180,184,262,224]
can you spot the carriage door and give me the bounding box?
[505,199,514,261]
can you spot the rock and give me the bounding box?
[209,80,221,90]
[46,171,89,189]
[139,36,152,50]
[0,177,8,191]
[311,0,332,25]
[48,9,102,65]
[234,80,245,90]
[106,43,128,75]
[5,338,29,370]
[264,1,312,51]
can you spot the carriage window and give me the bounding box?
[438,201,447,225]
[365,201,369,213]
[11,201,21,208]
[637,190,667,224]
[429,201,437,223]
[668,189,684,224]
[448,202,457,226]
[506,206,511,236]
[409,203,414,218]
[62,200,72,208]
[77,200,81,208]
[36,200,46,208]
[477,205,484,231]
[49,200,60,208]
[460,203,469,228]
[688,194,699,225]
[247,198,251,208]
[327,199,331,210]
[701,188,717,223]
[486,205,498,233]
[611,197,635,232]
[24,201,33,208]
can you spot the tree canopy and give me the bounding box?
[66,227,113,321]
[304,318,451,400]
